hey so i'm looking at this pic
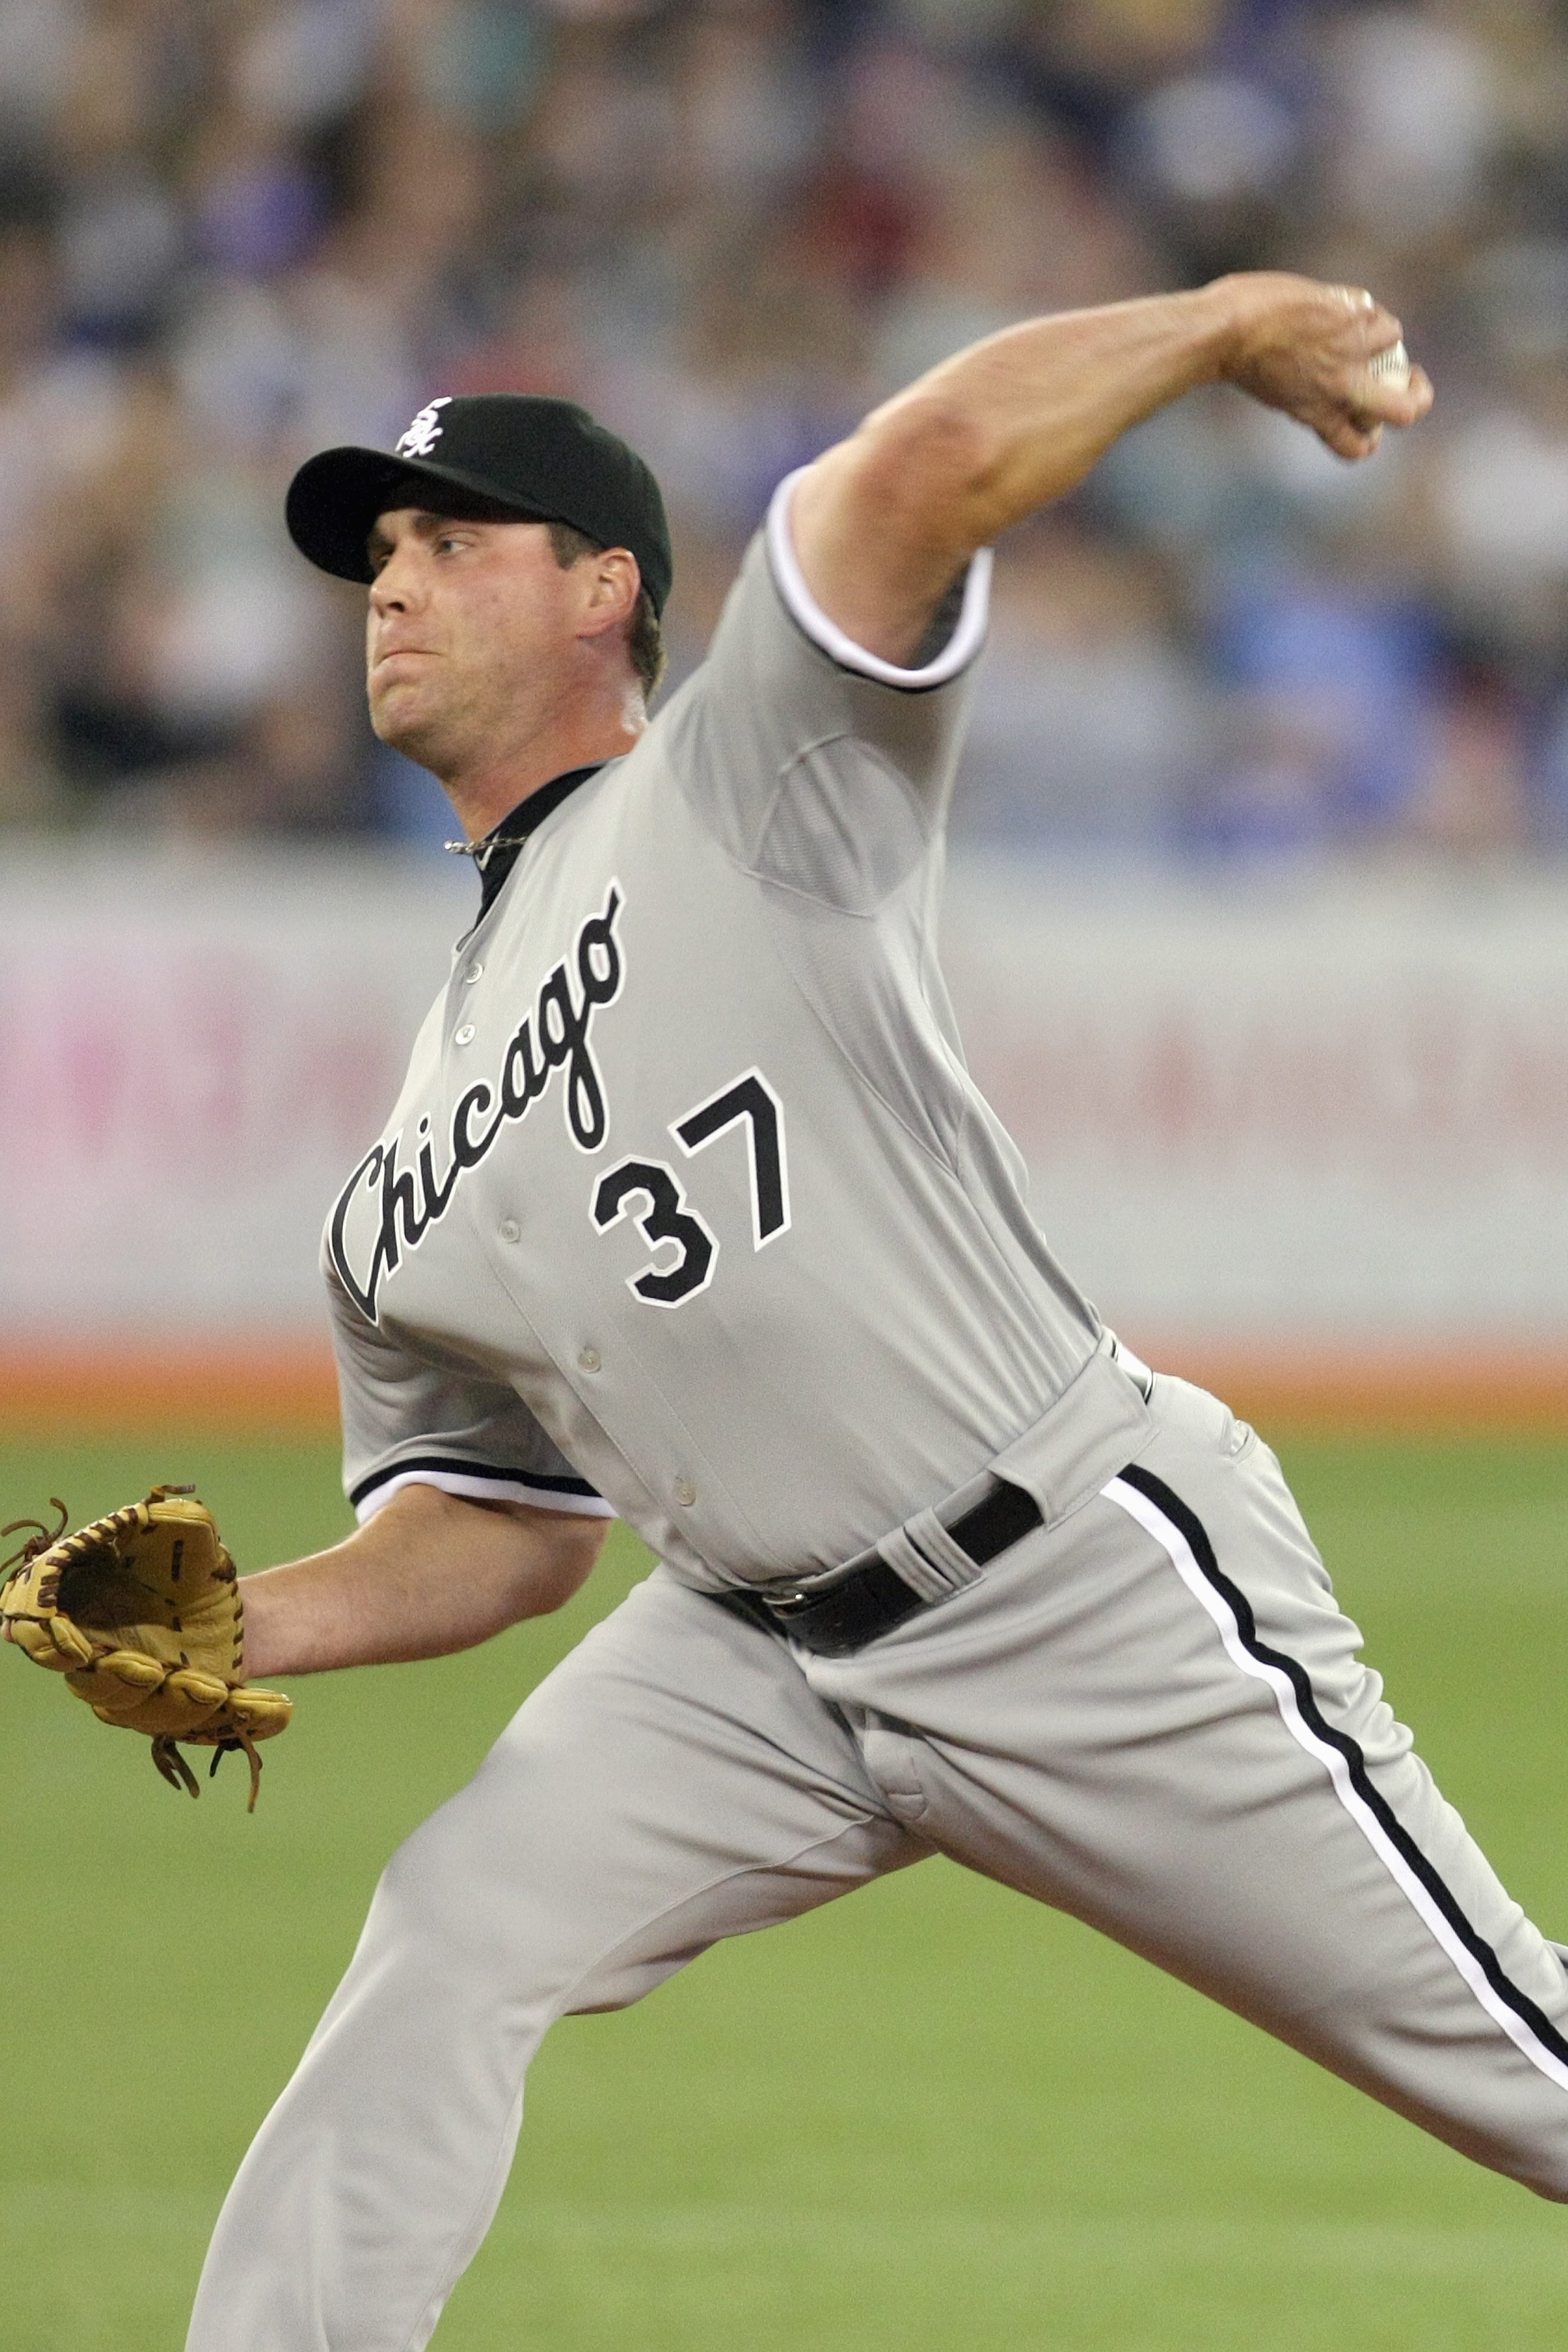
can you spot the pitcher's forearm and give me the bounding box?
[239,1486,606,1677]
[791,285,1232,655]
[876,284,1233,545]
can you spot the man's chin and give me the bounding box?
[370,697,448,773]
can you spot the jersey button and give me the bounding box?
[578,1347,601,1373]
[454,1022,476,1045]
[673,1477,697,1508]
[499,1218,521,1243]
[462,962,483,984]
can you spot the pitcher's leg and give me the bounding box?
[188,1572,920,2352]
[820,1383,1568,2198]
[1095,1451,1568,2188]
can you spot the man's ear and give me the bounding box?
[578,545,641,637]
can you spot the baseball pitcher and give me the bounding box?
[18,274,1568,2352]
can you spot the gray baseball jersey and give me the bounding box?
[324,475,1102,1588]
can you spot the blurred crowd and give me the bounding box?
[2,0,1567,861]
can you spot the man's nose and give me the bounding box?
[370,555,419,614]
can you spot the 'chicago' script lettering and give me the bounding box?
[329,883,624,1321]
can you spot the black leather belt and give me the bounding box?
[719,1477,1044,1659]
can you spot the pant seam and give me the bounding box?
[1103,1463,1568,2098]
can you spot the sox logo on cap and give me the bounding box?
[396,397,452,460]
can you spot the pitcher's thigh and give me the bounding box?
[373,1569,920,2016]
[874,1433,1568,2198]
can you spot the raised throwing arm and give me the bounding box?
[239,1483,609,1678]
[790,272,1434,668]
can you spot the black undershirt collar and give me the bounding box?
[447,763,605,918]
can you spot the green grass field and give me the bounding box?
[3,1431,1567,2350]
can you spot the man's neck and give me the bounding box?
[442,705,647,845]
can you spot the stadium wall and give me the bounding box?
[4,843,1566,1433]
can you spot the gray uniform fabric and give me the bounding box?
[190,479,1568,2352]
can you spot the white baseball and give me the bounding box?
[1367,339,1410,390]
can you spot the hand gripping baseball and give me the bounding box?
[1,1486,291,1809]
[1219,272,1434,460]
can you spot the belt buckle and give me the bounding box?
[763,1553,867,1616]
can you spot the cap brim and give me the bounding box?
[284,446,552,583]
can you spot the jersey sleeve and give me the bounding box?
[664,468,993,912]
[327,1267,614,1526]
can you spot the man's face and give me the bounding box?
[364,506,589,777]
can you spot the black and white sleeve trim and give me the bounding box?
[766,467,991,691]
[1104,1461,1568,2094]
[350,1455,615,1526]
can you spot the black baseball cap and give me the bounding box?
[285,393,673,614]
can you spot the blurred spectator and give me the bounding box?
[1429,366,1568,669]
[955,520,1212,854]
[1317,7,1504,248]
[0,0,1563,866]
[1189,562,1440,858]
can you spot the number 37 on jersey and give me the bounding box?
[592,1068,789,1310]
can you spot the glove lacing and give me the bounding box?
[0,1499,70,1581]
[151,1728,266,1812]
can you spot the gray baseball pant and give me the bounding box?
[188,1376,1568,2351]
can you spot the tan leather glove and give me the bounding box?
[2,1486,290,1809]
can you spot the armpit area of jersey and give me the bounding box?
[349,1454,614,1524]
